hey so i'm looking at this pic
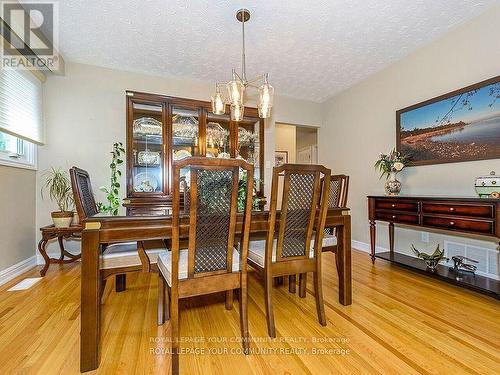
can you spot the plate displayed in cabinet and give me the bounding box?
[134,172,159,192]
[172,115,198,138]
[173,149,191,161]
[137,150,161,166]
[133,117,162,136]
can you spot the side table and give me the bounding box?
[38,225,83,276]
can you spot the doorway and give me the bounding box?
[274,123,319,208]
[275,123,318,165]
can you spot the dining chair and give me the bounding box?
[69,167,165,292]
[157,157,254,375]
[320,174,349,275]
[322,174,349,249]
[247,164,331,337]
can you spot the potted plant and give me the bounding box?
[375,149,410,196]
[97,142,125,216]
[41,167,74,227]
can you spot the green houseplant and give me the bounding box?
[41,168,74,227]
[98,142,125,216]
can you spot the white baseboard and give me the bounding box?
[36,253,81,265]
[351,240,388,254]
[0,256,37,287]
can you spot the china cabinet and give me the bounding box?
[124,91,264,215]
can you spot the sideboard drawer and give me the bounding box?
[422,202,494,219]
[375,200,418,212]
[375,211,419,224]
[422,216,494,234]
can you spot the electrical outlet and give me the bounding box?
[421,232,429,243]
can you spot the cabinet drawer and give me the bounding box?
[422,202,493,218]
[422,216,494,234]
[375,211,419,224]
[375,200,418,212]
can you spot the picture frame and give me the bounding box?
[274,150,288,167]
[396,75,500,166]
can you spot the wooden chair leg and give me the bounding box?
[100,276,107,301]
[171,293,180,375]
[157,273,165,326]
[239,274,249,354]
[264,272,276,338]
[165,285,170,321]
[115,274,126,292]
[335,253,341,276]
[272,276,284,287]
[313,271,327,326]
[225,290,233,310]
[288,275,296,293]
[298,273,307,298]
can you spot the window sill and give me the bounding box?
[0,154,37,170]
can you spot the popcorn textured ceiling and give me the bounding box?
[57,0,499,102]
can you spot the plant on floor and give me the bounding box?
[98,142,125,216]
[41,167,74,227]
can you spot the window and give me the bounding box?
[0,67,43,169]
[0,131,36,168]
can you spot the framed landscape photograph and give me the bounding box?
[275,150,288,167]
[396,75,500,166]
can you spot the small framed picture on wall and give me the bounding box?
[274,151,288,167]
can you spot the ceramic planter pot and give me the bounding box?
[51,211,73,228]
[72,211,80,225]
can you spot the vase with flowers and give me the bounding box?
[375,149,410,196]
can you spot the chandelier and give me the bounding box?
[211,9,274,121]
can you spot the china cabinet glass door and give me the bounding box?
[171,107,201,192]
[237,119,262,186]
[131,102,165,195]
[206,113,231,158]
[171,107,200,161]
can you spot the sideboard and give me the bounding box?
[368,195,499,298]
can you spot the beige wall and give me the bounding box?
[39,62,322,253]
[0,166,36,270]
[275,124,296,163]
[320,6,500,263]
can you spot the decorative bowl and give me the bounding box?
[137,150,160,166]
[133,117,162,135]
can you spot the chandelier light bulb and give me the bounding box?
[230,103,244,121]
[258,76,274,118]
[227,74,244,106]
[211,88,225,115]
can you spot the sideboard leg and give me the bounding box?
[370,220,376,263]
[389,222,395,253]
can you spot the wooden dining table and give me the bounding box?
[79,207,352,372]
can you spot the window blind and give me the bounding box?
[0,67,44,145]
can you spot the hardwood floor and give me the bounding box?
[0,250,499,374]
